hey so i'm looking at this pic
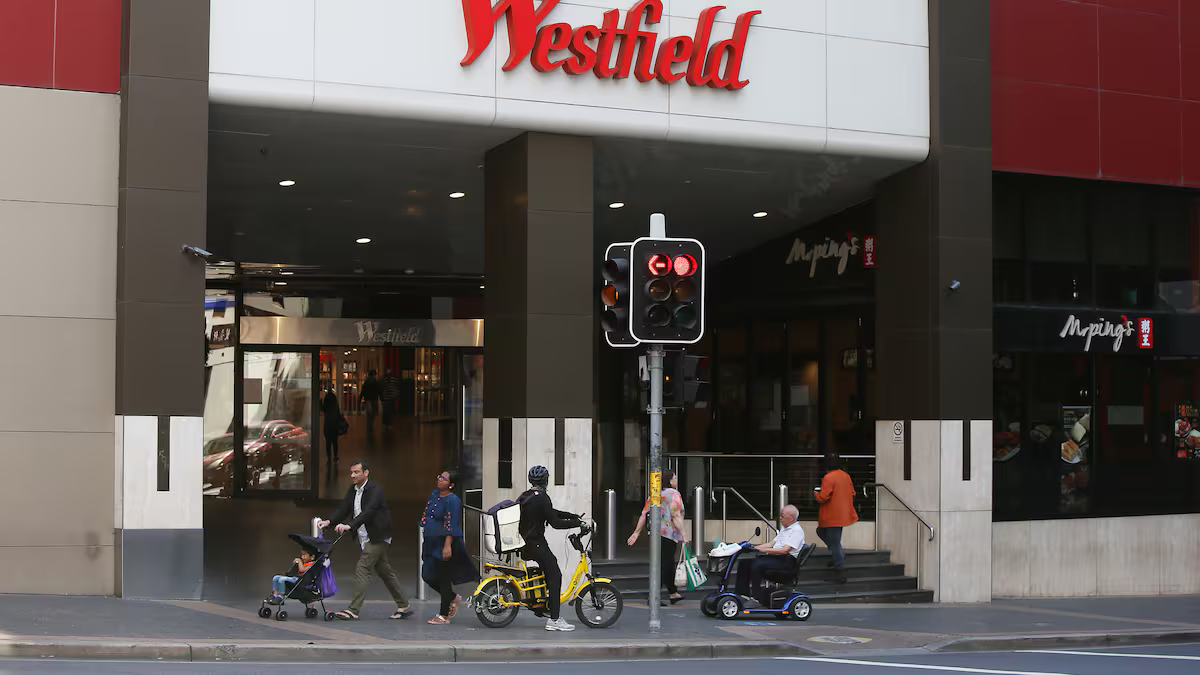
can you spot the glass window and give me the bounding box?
[789,320,820,452]
[1026,180,1091,305]
[1094,187,1153,308]
[1156,194,1198,311]
[993,174,1025,303]
[716,325,747,453]
[203,291,236,497]
[243,351,313,492]
[750,322,786,452]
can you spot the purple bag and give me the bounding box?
[318,561,338,598]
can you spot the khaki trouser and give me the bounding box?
[348,541,409,614]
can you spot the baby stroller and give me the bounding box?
[258,533,342,622]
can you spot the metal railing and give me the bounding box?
[664,452,877,523]
[865,483,935,589]
[713,486,777,543]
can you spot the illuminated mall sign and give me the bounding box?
[460,0,761,89]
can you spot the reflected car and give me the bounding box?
[202,421,311,495]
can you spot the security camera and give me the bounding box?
[949,280,962,291]
[182,245,214,261]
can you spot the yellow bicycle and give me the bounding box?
[470,523,624,628]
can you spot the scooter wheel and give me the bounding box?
[700,593,718,617]
[258,606,272,619]
[788,597,813,621]
[716,595,743,620]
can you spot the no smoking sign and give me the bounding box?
[892,421,904,444]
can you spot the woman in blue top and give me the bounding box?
[420,469,480,624]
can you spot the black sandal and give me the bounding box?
[334,609,359,620]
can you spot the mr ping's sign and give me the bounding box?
[460,0,761,89]
[1059,315,1154,352]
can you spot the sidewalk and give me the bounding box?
[0,594,1197,663]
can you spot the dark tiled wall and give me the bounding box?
[483,133,595,420]
[994,0,1200,187]
[875,0,993,422]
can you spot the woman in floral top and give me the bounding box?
[420,469,480,624]
[627,470,689,604]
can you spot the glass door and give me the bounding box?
[240,349,317,494]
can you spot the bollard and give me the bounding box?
[604,489,618,560]
[416,525,426,601]
[692,486,706,559]
[776,484,788,529]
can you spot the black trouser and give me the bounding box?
[324,434,338,462]
[522,541,563,620]
[428,559,456,616]
[817,526,845,569]
[662,537,679,596]
[735,555,795,603]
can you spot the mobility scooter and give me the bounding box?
[700,528,816,622]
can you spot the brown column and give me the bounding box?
[114,0,210,599]
[483,133,595,421]
[876,0,992,422]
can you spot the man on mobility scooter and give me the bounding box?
[701,504,815,621]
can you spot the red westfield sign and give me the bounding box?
[460,0,761,89]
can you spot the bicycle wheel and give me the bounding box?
[575,581,623,628]
[474,578,521,628]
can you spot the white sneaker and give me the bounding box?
[545,617,576,632]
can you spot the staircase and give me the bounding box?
[595,548,933,604]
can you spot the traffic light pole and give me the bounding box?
[647,342,665,633]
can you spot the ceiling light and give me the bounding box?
[479,285,485,289]
[356,237,371,244]
[449,192,466,199]
[280,271,294,276]
[279,180,296,187]
[753,212,768,218]
[275,281,287,286]
[404,269,415,275]
[609,202,625,209]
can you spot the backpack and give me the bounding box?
[483,490,537,555]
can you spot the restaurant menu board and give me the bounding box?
[1175,403,1200,459]
[1060,406,1091,513]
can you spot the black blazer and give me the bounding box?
[328,481,393,543]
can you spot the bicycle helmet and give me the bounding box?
[528,465,550,487]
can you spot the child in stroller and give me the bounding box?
[258,533,341,622]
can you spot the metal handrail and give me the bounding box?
[865,482,934,592]
[714,486,778,542]
[865,483,934,543]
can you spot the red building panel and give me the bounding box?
[993,0,1098,89]
[1099,0,1178,15]
[1099,92,1182,184]
[1099,6,1181,98]
[54,0,122,93]
[993,78,1100,179]
[1182,1,1200,101]
[0,0,55,89]
[1181,103,1200,187]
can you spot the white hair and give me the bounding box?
[782,504,799,520]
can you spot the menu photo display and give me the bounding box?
[1175,403,1200,459]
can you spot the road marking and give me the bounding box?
[1022,649,1200,661]
[780,657,1074,675]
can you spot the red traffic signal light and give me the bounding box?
[673,254,698,277]
[647,254,672,276]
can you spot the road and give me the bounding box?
[3,643,1198,674]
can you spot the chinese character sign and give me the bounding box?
[1139,318,1154,349]
[863,235,876,268]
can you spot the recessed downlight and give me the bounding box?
[609,202,625,209]
[356,237,371,244]
[479,285,485,289]
[280,271,294,276]
[275,281,288,286]
[279,180,296,187]
[753,211,768,218]
[404,269,415,275]
[449,192,466,199]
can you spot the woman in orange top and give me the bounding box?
[813,454,858,583]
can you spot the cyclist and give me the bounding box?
[519,465,583,632]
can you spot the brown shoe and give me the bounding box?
[447,594,461,618]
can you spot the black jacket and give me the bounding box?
[518,488,580,545]
[328,481,393,543]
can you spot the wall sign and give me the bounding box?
[785,233,863,278]
[1058,314,1137,352]
[460,0,761,89]
[1138,318,1154,349]
[240,317,484,347]
[862,235,876,268]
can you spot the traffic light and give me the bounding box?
[601,242,639,348]
[629,237,705,344]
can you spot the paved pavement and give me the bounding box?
[0,593,1197,662]
[3,643,1200,674]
